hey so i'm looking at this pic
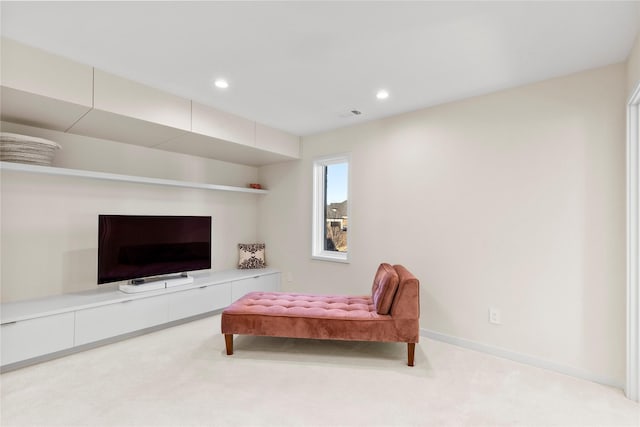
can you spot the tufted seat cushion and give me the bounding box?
[223,292,383,320]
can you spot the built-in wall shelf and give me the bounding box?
[0,161,268,194]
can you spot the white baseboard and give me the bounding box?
[420,328,622,390]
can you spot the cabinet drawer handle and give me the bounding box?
[253,276,259,279]
[199,286,208,289]
[121,300,133,304]
[1,321,17,326]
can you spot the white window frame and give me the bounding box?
[626,82,640,402]
[312,153,350,263]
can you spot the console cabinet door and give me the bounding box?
[255,123,300,158]
[74,295,169,346]
[258,273,280,293]
[1,312,75,366]
[1,39,93,131]
[231,273,281,302]
[1,38,93,107]
[191,101,255,147]
[93,70,191,131]
[168,283,231,321]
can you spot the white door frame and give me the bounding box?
[627,82,640,402]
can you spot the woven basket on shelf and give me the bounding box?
[0,132,62,166]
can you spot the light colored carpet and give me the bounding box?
[1,314,638,426]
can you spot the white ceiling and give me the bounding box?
[1,1,638,136]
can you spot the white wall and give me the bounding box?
[258,63,626,385]
[628,33,640,95]
[627,16,640,94]
[1,121,260,302]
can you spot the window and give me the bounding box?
[312,154,350,262]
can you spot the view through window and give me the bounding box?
[324,162,348,253]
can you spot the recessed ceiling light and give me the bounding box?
[214,78,229,89]
[376,89,389,100]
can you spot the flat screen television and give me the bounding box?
[98,215,212,284]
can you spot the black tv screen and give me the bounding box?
[98,215,212,284]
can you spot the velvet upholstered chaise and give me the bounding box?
[221,263,420,366]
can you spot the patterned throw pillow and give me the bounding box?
[238,243,266,269]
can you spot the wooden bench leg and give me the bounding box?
[407,342,415,366]
[225,334,234,355]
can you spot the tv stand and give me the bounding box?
[119,274,195,294]
[1,269,281,371]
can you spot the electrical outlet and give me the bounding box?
[489,308,501,325]
[287,272,293,282]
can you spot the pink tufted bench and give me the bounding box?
[221,263,420,366]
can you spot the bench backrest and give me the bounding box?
[389,264,420,320]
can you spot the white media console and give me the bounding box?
[0,268,280,371]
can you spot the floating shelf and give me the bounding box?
[0,161,268,194]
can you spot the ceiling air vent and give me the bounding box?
[339,109,363,118]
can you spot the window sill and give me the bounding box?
[312,252,350,264]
